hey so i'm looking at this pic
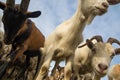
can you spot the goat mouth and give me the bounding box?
[94,69,106,76]
[95,7,107,15]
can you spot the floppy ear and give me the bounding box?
[25,11,41,18]
[0,1,6,10]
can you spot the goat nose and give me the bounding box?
[102,2,109,8]
[98,63,108,70]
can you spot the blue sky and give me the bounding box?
[0,0,120,80]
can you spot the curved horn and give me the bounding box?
[78,35,103,48]
[90,35,103,42]
[107,37,120,45]
[108,0,120,5]
[20,0,30,13]
[115,48,120,55]
[6,0,15,9]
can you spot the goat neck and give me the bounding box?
[70,0,95,34]
[12,19,32,48]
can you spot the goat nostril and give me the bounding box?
[98,64,108,70]
[102,2,109,8]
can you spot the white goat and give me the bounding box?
[73,36,120,80]
[36,0,109,80]
[107,64,120,80]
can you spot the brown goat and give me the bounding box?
[0,0,45,79]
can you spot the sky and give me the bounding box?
[0,0,120,80]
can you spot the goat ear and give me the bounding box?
[25,11,41,18]
[0,2,6,10]
[86,39,94,49]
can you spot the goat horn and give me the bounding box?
[6,0,15,8]
[78,43,86,48]
[90,35,103,42]
[78,35,103,48]
[107,37,120,45]
[115,48,120,55]
[108,0,120,5]
[20,0,30,13]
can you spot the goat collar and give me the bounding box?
[12,19,32,47]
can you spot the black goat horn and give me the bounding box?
[115,48,120,55]
[107,37,120,45]
[20,0,30,13]
[6,0,15,9]
[90,35,103,42]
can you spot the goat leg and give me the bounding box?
[51,60,60,76]
[33,53,41,79]
[7,65,16,78]
[0,60,9,79]
[23,50,42,80]
[0,49,19,79]
[0,44,27,79]
[15,55,30,80]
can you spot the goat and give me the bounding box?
[0,18,42,80]
[73,35,120,80]
[107,64,120,80]
[0,0,45,79]
[36,0,109,80]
